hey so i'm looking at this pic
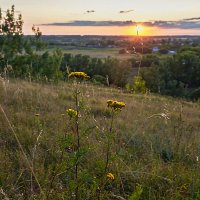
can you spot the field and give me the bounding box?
[0,78,200,199]
[48,46,135,60]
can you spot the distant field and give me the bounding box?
[47,46,172,61]
[48,46,135,59]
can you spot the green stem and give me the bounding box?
[104,109,114,174]
[75,85,80,200]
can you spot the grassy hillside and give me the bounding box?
[0,79,200,199]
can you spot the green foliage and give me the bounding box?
[197,98,200,106]
[0,5,24,61]
[130,54,159,68]
[92,75,107,85]
[189,88,200,100]
[128,184,143,200]
[0,5,49,80]
[10,49,63,80]
[62,53,132,86]
[133,75,147,93]
[142,49,200,97]
[126,76,147,93]
[125,83,133,92]
[31,30,46,52]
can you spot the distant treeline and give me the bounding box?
[141,46,200,99]
[1,47,200,99]
[61,47,200,99]
[61,54,132,87]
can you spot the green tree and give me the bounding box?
[0,5,46,75]
[0,5,24,64]
[141,50,200,97]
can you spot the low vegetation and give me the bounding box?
[0,78,200,199]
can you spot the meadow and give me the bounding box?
[48,46,134,60]
[0,78,200,199]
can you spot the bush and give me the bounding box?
[92,75,107,85]
[189,87,200,100]
[133,76,147,93]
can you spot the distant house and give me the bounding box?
[168,50,177,55]
[152,47,160,53]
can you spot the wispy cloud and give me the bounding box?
[150,20,200,29]
[84,10,95,14]
[183,17,200,21]
[41,20,135,26]
[41,19,200,29]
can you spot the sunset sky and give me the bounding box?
[1,0,200,36]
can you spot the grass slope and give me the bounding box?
[0,79,200,199]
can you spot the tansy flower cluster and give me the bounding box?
[68,72,90,80]
[106,172,115,181]
[66,109,78,118]
[107,100,125,111]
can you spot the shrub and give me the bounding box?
[133,75,147,93]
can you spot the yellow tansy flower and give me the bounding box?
[68,72,90,80]
[107,100,125,111]
[66,108,78,118]
[106,172,115,180]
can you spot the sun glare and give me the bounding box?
[135,25,143,35]
[127,25,153,36]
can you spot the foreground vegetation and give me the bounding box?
[0,78,200,199]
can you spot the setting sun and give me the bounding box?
[123,25,155,36]
[135,25,143,35]
[126,25,147,36]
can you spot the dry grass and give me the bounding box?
[0,79,200,199]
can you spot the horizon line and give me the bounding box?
[25,34,200,37]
